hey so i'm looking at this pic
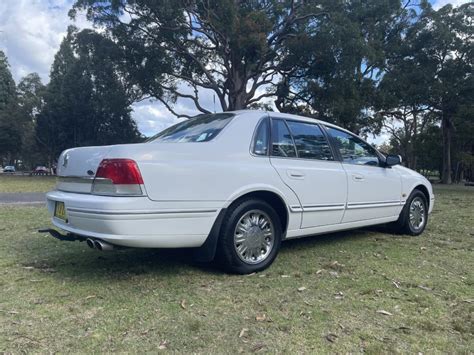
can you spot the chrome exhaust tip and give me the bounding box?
[93,240,114,251]
[86,238,95,249]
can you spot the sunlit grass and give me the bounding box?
[0,175,56,193]
[0,185,472,352]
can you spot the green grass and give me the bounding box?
[0,185,472,353]
[0,175,56,193]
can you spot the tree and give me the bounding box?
[376,20,436,170]
[406,3,473,183]
[16,73,46,168]
[36,27,141,163]
[0,51,22,165]
[274,0,416,133]
[70,0,327,117]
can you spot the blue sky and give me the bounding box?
[0,0,469,139]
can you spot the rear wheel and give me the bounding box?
[391,190,428,236]
[217,198,282,274]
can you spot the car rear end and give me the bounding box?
[46,144,221,249]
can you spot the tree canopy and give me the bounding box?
[70,0,330,116]
[36,27,142,163]
[0,0,472,183]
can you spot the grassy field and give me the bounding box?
[0,185,472,353]
[0,175,56,193]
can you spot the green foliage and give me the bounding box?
[377,2,473,182]
[0,51,22,163]
[276,0,415,133]
[70,0,325,114]
[16,73,47,168]
[36,27,142,162]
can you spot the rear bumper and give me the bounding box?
[46,190,221,248]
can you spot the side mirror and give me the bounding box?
[385,154,402,167]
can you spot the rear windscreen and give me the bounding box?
[148,113,234,143]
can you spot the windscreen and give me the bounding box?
[148,113,234,143]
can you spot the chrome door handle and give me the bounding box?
[287,170,305,179]
[352,174,365,181]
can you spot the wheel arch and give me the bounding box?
[412,184,430,208]
[225,190,289,234]
[192,188,290,263]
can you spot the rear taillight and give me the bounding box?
[92,159,145,196]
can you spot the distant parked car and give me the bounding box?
[44,110,434,274]
[34,166,50,175]
[3,166,15,174]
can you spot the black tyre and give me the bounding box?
[216,198,282,274]
[391,189,428,236]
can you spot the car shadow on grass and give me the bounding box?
[19,225,396,281]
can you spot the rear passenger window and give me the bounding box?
[286,121,334,161]
[271,119,297,158]
[252,118,270,156]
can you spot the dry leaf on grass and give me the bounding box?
[255,314,266,322]
[158,340,168,350]
[239,328,249,338]
[180,299,187,310]
[376,310,393,316]
[251,343,266,352]
[418,285,432,291]
[297,286,307,292]
[325,333,338,343]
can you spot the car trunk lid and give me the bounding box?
[56,146,112,194]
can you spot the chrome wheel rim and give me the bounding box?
[409,197,426,231]
[234,209,275,265]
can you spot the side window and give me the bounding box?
[326,127,380,166]
[252,118,269,156]
[271,119,297,158]
[286,121,334,161]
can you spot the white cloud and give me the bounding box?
[432,0,471,10]
[0,0,90,83]
[132,101,185,137]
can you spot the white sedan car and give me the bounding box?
[45,110,434,274]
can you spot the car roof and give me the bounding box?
[230,110,349,132]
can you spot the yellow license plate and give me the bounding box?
[54,201,67,221]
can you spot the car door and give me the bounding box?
[269,118,347,228]
[324,126,402,223]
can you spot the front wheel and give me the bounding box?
[216,198,282,274]
[391,190,428,236]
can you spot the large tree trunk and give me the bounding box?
[441,114,452,184]
[227,56,248,111]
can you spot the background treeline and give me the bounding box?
[0,0,472,183]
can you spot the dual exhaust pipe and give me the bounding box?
[86,238,115,251]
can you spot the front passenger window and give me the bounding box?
[326,127,380,166]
